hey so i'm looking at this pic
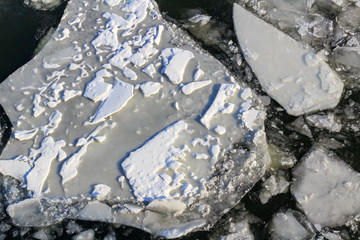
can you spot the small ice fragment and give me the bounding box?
[142,64,156,78]
[210,144,221,159]
[214,125,226,135]
[139,82,163,97]
[292,147,360,226]
[160,48,195,84]
[104,0,121,7]
[259,175,290,204]
[270,211,310,240]
[193,68,204,81]
[240,88,252,99]
[14,128,39,141]
[83,69,112,102]
[146,199,186,214]
[188,14,211,25]
[306,113,342,132]
[154,25,164,45]
[123,204,143,214]
[241,109,261,131]
[72,229,95,240]
[90,79,134,124]
[33,94,45,117]
[122,67,137,81]
[90,184,111,200]
[200,83,239,129]
[194,153,209,160]
[181,80,212,95]
[62,90,81,102]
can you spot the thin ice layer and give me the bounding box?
[233,4,343,116]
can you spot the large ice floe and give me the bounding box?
[0,0,269,238]
[233,3,344,116]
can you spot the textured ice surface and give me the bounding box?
[0,0,269,237]
[233,3,344,116]
[292,147,360,226]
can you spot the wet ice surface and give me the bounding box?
[1,0,360,239]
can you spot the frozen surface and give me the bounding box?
[292,147,360,226]
[0,0,269,237]
[233,3,344,116]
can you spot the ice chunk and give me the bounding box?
[104,0,121,7]
[259,175,290,204]
[24,0,63,10]
[0,159,31,182]
[200,83,240,129]
[160,48,195,84]
[233,4,343,116]
[90,79,134,124]
[72,229,95,240]
[306,113,342,132]
[78,201,113,221]
[270,210,310,240]
[188,14,211,25]
[90,184,111,200]
[181,80,212,95]
[26,137,66,196]
[292,147,360,226]
[139,82,163,97]
[219,220,254,240]
[83,69,112,102]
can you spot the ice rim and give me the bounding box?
[0,0,269,238]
